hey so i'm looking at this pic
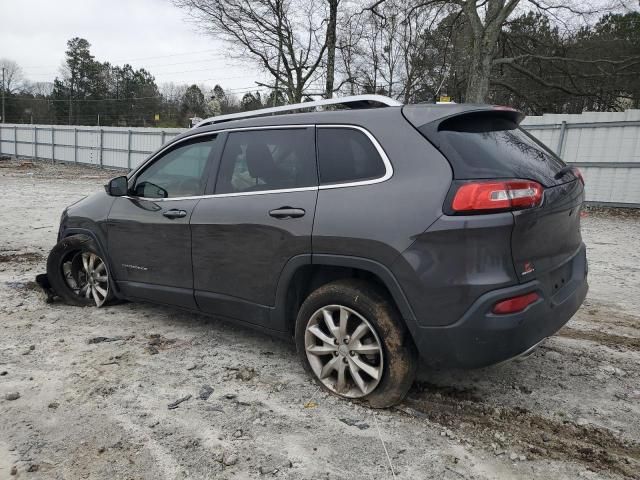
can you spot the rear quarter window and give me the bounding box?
[317,128,386,185]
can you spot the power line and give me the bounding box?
[20,49,226,70]
[7,85,268,103]
[22,57,230,76]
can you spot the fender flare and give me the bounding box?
[273,254,417,334]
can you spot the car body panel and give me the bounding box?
[511,179,584,282]
[191,189,318,326]
[107,197,199,309]
[312,110,452,267]
[391,212,518,327]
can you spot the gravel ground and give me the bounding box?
[0,159,639,480]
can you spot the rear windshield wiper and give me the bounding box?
[554,165,575,180]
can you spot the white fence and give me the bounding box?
[1,109,639,207]
[0,124,183,170]
[522,109,640,207]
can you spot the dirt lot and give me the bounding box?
[1,159,639,480]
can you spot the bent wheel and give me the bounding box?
[46,235,113,307]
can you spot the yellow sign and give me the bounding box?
[154,114,160,121]
[439,96,451,103]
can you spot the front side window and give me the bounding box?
[133,136,217,198]
[317,128,386,185]
[215,128,317,194]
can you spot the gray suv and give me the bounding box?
[43,95,588,407]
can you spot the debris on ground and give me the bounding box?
[339,418,370,430]
[198,385,214,400]
[235,366,257,381]
[88,335,133,344]
[167,394,192,410]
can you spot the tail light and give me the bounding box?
[451,180,543,213]
[572,167,585,185]
[492,292,539,314]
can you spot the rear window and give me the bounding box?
[215,128,317,194]
[427,113,567,187]
[317,128,386,185]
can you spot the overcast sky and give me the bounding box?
[0,0,266,94]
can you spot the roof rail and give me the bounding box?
[194,94,402,128]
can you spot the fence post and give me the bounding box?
[34,126,38,160]
[51,127,55,163]
[14,125,17,158]
[99,128,104,168]
[127,130,132,169]
[556,121,567,157]
[161,130,166,145]
[74,127,78,163]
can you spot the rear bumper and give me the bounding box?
[413,243,588,368]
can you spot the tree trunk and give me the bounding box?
[462,0,521,104]
[465,42,493,103]
[324,0,339,98]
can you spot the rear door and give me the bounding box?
[190,127,318,329]
[108,134,219,308]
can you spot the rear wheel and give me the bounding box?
[295,279,416,408]
[46,235,113,307]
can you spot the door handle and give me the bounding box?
[268,207,306,219]
[163,209,187,219]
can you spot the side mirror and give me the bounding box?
[105,176,128,196]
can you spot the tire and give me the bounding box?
[295,279,417,408]
[46,234,114,307]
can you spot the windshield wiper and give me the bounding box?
[554,165,574,180]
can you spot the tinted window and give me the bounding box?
[317,128,386,185]
[432,113,568,187]
[215,128,316,194]
[134,136,216,198]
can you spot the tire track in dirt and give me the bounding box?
[399,383,640,479]
[0,252,45,263]
[559,327,640,352]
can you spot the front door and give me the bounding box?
[190,127,318,329]
[108,134,220,309]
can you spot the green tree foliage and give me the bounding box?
[240,92,263,111]
[47,38,163,125]
[181,84,206,118]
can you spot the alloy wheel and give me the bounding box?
[62,251,109,307]
[304,305,384,398]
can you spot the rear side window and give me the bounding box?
[215,128,317,194]
[430,113,567,187]
[317,128,386,185]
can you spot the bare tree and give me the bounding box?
[325,0,340,97]
[22,81,54,97]
[174,0,332,102]
[0,59,25,93]
[364,0,637,102]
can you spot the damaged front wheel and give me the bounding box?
[46,235,113,307]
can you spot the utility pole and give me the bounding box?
[273,0,282,108]
[1,67,5,124]
[68,74,73,125]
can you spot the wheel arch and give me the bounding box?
[274,254,417,338]
[59,227,122,297]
